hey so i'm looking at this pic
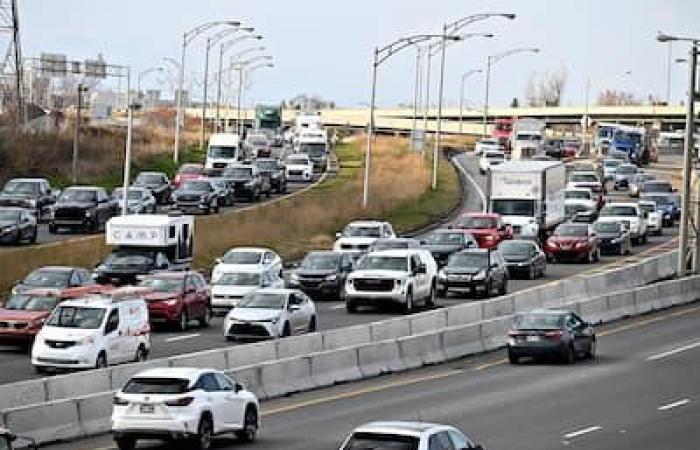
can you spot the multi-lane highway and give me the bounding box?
[0,153,680,384]
[41,302,700,450]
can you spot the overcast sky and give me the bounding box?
[19,0,699,108]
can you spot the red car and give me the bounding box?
[0,285,105,348]
[172,163,204,188]
[452,212,513,249]
[138,271,211,330]
[545,223,601,263]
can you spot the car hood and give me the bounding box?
[0,192,35,200]
[228,307,281,322]
[143,292,179,302]
[349,269,407,279]
[444,266,484,275]
[565,199,595,208]
[502,254,532,263]
[174,189,205,196]
[54,202,94,209]
[37,325,97,341]
[0,219,18,228]
[135,182,165,189]
[548,237,588,244]
[597,232,622,239]
[0,309,48,321]
[212,285,258,297]
[295,269,337,277]
[335,237,378,246]
[421,244,463,254]
[597,216,637,223]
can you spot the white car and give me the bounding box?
[564,188,597,211]
[474,138,501,156]
[32,290,150,373]
[112,187,157,214]
[597,202,648,244]
[638,200,663,236]
[211,247,282,284]
[339,421,484,450]
[333,220,396,255]
[285,154,314,182]
[567,171,604,196]
[345,249,437,314]
[112,367,259,450]
[478,150,505,175]
[223,288,317,340]
[602,158,622,181]
[210,266,285,315]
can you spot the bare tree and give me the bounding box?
[524,66,568,107]
[597,89,641,106]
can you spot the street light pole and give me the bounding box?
[433,24,448,190]
[363,47,379,208]
[72,83,86,184]
[422,49,432,134]
[410,46,422,149]
[459,69,482,134]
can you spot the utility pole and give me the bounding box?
[72,83,87,184]
[0,0,24,125]
[678,44,697,276]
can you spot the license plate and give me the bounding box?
[526,335,540,342]
[140,404,155,414]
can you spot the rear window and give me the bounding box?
[342,432,419,450]
[123,377,190,394]
[514,313,563,330]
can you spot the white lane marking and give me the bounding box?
[329,304,347,310]
[647,340,700,361]
[563,426,602,440]
[452,155,487,212]
[658,399,690,411]
[164,333,201,343]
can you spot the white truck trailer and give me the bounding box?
[510,118,545,160]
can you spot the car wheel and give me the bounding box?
[528,265,536,280]
[586,339,597,360]
[95,352,107,369]
[48,223,57,233]
[198,307,211,328]
[235,407,258,442]
[425,283,436,308]
[642,233,648,244]
[586,250,594,264]
[499,278,508,296]
[134,345,148,363]
[27,228,37,244]
[308,316,317,333]
[176,310,188,331]
[403,290,414,314]
[266,189,271,198]
[594,248,601,262]
[191,415,213,450]
[346,301,357,313]
[115,436,137,450]
[34,365,48,375]
[213,201,219,214]
[281,322,291,337]
[438,286,447,298]
[618,244,625,256]
[507,348,519,364]
[562,344,575,365]
[482,280,493,298]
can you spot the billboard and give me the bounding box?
[39,53,67,77]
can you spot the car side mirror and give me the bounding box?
[234,382,243,393]
[215,257,223,264]
[335,232,342,239]
[289,304,301,312]
[643,212,649,219]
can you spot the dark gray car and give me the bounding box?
[0,207,37,245]
[254,158,287,194]
[437,249,508,298]
[507,309,596,364]
[0,178,57,222]
[132,171,172,204]
[498,239,546,279]
[420,229,478,267]
[287,251,354,300]
[593,220,632,255]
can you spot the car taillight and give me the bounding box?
[165,396,194,407]
[174,174,181,185]
[544,330,563,340]
[113,395,128,406]
[508,330,524,337]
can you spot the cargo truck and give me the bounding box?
[510,118,545,160]
[487,160,566,241]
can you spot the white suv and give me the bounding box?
[345,249,437,314]
[597,202,648,244]
[339,421,484,450]
[112,368,259,450]
[333,220,396,255]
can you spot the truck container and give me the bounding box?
[510,118,545,160]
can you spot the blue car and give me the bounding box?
[642,193,680,227]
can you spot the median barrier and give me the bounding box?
[357,341,404,378]
[512,290,541,313]
[0,378,46,410]
[657,279,682,308]
[276,333,323,360]
[321,324,371,351]
[441,323,483,359]
[46,368,111,403]
[657,250,678,280]
[77,392,113,436]
[538,283,565,308]
[397,331,444,369]
[479,316,512,351]
[446,302,482,327]
[226,340,278,368]
[260,357,313,398]
[3,398,81,445]
[641,258,660,284]
[370,317,410,342]
[226,365,265,400]
[481,296,514,319]
[576,294,609,323]
[603,291,636,322]
[560,276,587,301]
[110,360,169,391]
[168,348,228,371]
[310,348,362,387]
[409,310,447,335]
[632,283,661,314]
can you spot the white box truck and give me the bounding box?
[205,133,243,170]
[510,118,545,160]
[487,160,566,239]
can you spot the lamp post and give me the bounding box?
[482,47,540,137]
[137,67,164,107]
[459,69,482,134]
[215,34,262,132]
[240,62,274,129]
[410,46,422,149]
[231,55,272,137]
[364,34,457,208]
[173,20,240,165]
[656,32,699,276]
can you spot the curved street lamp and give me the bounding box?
[232,55,273,136]
[459,69,482,133]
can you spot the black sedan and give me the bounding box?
[507,309,596,364]
[498,239,546,279]
[287,251,355,300]
[437,248,508,298]
[0,207,37,244]
[420,229,478,267]
[593,220,632,256]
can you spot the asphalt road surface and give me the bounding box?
[0,154,680,384]
[43,301,700,450]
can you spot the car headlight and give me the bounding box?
[438,269,447,280]
[85,209,94,217]
[27,198,37,207]
[78,335,95,346]
[290,273,300,283]
[324,274,338,282]
[472,270,486,281]
[165,299,179,306]
[611,237,622,243]
[271,315,281,324]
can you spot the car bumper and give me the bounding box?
[224,320,278,340]
[345,290,407,305]
[112,415,201,438]
[287,172,312,181]
[51,218,89,227]
[0,230,20,243]
[175,201,209,212]
[437,279,489,292]
[508,341,567,358]
[0,330,36,345]
[546,248,589,260]
[288,280,341,297]
[32,345,98,369]
[505,263,534,274]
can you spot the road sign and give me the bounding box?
[39,53,67,76]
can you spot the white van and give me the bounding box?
[205,133,242,170]
[31,288,151,372]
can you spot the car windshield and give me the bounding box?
[491,199,535,217]
[228,168,253,179]
[136,174,163,184]
[571,174,598,183]
[113,189,144,200]
[617,165,636,175]
[238,292,286,309]
[59,189,96,202]
[565,204,589,214]
[514,313,563,330]
[179,165,203,174]
[256,160,278,171]
[639,203,656,213]
[600,205,637,217]
[603,159,622,167]
[4,294,60,311]
[104,251,154,267]
[46,306,105,329]
[180,181,210,191]
[595,222,621,233]
[301,253,339,270]
[0,209,20,221]
[3,180,40,194]
[499,242,535,256]
[457,216,496,229]
[300,143,326,156]
[24,270,70,288]
[449,252,488,268]
[287,157,309,165]
[342,433,419,450]
[554,225,588,236]
[358,256,408,271]
[485,152,504,159]
[139,277,182,293]
[208,146,237,158]
[344,225,381,238]
[372,241,411,251]
[222,251,262,264]
[123,377,190,394]
[215,272,261,286]
[565,191,590,200]
[644,194,675,205]
[424,232,465,245]
[644,182,673,193]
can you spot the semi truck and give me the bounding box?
[487,160,566,241]
[510,118,545,160]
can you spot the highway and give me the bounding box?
[0,153,680,384]
[42,301,700,450]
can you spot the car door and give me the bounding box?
[182,275,199,320]
[428,431,456,450]
[102,308,125,362]
[565,314,588,354]
[287,293,306,333]
[195,373,230,432]
[214,372,246,428]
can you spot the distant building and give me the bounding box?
[174,89,189,107]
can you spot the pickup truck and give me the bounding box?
[49,186,117,233]
[224,164,269,201]
[0,178,59,222]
